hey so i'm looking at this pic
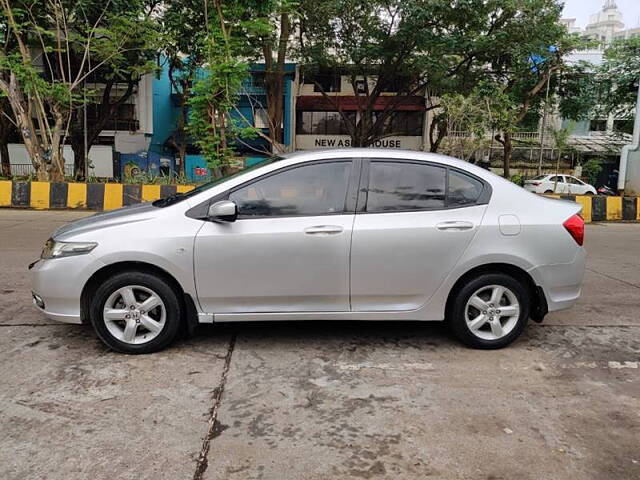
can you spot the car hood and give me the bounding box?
[53,202,160,240]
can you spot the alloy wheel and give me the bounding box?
[464,284,520,341]
[103,285,166,345]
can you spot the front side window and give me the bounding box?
[366,162,446,212]
[229,162,352,217]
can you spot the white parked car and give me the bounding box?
[30,149,586,353]
[523,174,597,195]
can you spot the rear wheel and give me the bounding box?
[544,189,553,194]
[89,271,182,354]
[448,273,530,349]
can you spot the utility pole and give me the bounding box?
[537,72,552,176]
[617,80,640,194]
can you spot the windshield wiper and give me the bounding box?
[152,192,183,208]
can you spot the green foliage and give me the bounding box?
[186,1,265,174]
[582,157,603,185]
[511,174,524,186]
[596,37,640,119]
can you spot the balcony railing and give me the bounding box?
[446,131,555,144]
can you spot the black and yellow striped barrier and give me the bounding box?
[544,194,640,223]
[0,181,194,211]
[1,181,639,222]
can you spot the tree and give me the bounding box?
[187,0,260,176]
[0,0,158,181]
[0,96,14,177]
[160,0,208,175]
[596,37,640,120]
[67,1,159,179]
[298,0,444,148]
[253,1,296,151]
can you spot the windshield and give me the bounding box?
[152,157,281,208]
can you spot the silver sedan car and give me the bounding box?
[30,149,586,353]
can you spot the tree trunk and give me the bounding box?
[0,140,10,177]
[502,131,512,179]
[71,140,87,180]
[429,117,447,153]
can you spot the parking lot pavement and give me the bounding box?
[0,210,639,480]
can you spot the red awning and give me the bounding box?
[296,95,425,111]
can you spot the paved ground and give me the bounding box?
[0,210,638,480]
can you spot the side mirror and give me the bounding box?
[208,200,237,222]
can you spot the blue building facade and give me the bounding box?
[142,59,296,181]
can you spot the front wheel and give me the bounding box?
[448,273,530,349]
[89,271,182,354]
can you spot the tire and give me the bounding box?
[448,272,530,349]
[585,191,594,195]
[90,271,182,354]
[544,190,553,194]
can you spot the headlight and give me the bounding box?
[41,239,97,259]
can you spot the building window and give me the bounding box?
[374,112,424,136]
[613,119,634,135]
[254,108,269,129]
[304,72,341,93]
[296,111,354,135]
[297,111,423,136]
[589,119,607,132]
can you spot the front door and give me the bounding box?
[194,160,357,313]
[350,160,488,311]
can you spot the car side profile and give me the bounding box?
[30,149,586,353]
[523,174,597,195]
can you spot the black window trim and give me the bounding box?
[187,158,362,220]
[357,158,492,214]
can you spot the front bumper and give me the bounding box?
[29,256,99,324]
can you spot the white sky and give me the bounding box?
[562,0,640,28]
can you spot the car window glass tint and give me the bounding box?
[367,162,445,212]
[448,170,484,207]
[229,162,351,217]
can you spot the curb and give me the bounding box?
[545,194,639,223]
[0,180,195,211]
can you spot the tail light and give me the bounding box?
[563,214,584,246]
[531,182,541,186]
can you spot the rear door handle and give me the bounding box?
[436,221,474,231]
[304,225,344,235]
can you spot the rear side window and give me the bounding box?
[365,161,487,212]
[448,170,484,207]
[366,162,446,212]
[229,161,351,217]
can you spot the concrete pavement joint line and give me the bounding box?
[193,333,237,480]
[586,267,640,290]
[0,323,75,327]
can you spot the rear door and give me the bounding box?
[350,159,490,312]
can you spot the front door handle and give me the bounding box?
[436,221,474,231]
[304,225,344,236]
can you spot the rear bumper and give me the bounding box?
[528,248,586,312]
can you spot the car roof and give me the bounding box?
[283,148,485,172]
